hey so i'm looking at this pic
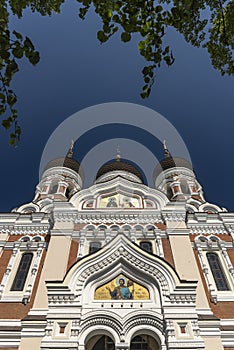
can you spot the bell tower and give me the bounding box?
[154,141,205,202]
[33,141,84,204]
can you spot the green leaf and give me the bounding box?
[2,119,11,130]
[13,30,23,40]
[24,37,34,50]
[121,32,131,42]
[138,41,145,50]
[97,30,108,43]
[28,51,40,65]
[12,47,24,59]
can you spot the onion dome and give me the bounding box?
[43,141,84,180]
[96,154,145,184]
[44,157,83,177]
[153,141,193,180]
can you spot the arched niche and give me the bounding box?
[94,274,150,300]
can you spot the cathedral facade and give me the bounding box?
[0,145,234,350]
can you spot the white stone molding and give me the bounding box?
[186,201,227,215]
[53,211,163,224]
[0,212,51,235]
[46,234,197,306]
[14,202,40,213]
[220,319,234,347]
[187,212,230,235]
[75,224,165,259]
[155,167,197,189]
[0,320,21,348]
[70,176,169,211]
[43,235,205,350]
[95,170,143,184]
[189,225,227,235]
[42,167,83,190]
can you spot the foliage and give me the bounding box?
[1,0,233,145]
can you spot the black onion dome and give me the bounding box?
[153,157,193,180]
[44,157,84,179]
[96,159,145,183]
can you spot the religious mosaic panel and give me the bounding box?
[99,194,141,208]
[94,274,150,300]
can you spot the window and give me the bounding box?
[89,242,101,254]
[92,335,115,350]
[49,183,57,194]
[207,253,230,291]
[130,336,148,350]
[11,253,33,291]
[140,241,153,254]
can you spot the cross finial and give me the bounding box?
[116,145,121,161]
[163,140,171,158]
[67,140,74,158]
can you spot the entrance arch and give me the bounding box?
[130,335,160,350]
[86,335,115,350]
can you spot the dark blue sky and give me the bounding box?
[0,1,233,212]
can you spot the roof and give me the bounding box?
[44,157,84,179]
[96,159,145,183]
[153,156,193,180]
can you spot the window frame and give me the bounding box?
[0,236,45,302]
[194,235,234,303]
[89,241,102,254]
[10,252,33,291]
[206,252,230,291]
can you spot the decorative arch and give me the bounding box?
[47,234,196,308]
[70,177,168,211]
[127,325,165,349]
[79,324,120,348]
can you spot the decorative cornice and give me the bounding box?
[53,211,163,224]
[0,224,50,235]
[188,225,227,235]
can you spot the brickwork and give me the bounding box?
[161,238,175,268]
[66,240,79,271]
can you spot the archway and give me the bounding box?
[86,335,115,350]
[130,335,160,350]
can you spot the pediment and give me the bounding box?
[70,177,168,210]
[46,233,197,309]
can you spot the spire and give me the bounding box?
[67,140,74,158]
[116,145,121,162]
[163,140,171,158]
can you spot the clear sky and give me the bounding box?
[0,1,233,212]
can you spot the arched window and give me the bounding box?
[11,253,33,291]
[140,241,153,254]
[49,183,57,194]
[89,242,101,254]
[207,253,230,291]
[90,335,115,350]
[130,335,159,350]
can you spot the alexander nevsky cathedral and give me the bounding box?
[0,141,234,350]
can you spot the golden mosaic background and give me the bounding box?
[94,274,150,300]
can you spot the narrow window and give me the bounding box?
[140,241,153,254]
[65,188,70,198]
[89,242,101,254]
[49,183,57,194]
[178,323,187,334]
[11,253,33,291]
[59,323,67,334]
[207,253,230,291]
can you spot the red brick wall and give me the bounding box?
[67,240,79,271]
[161,238,175,268]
